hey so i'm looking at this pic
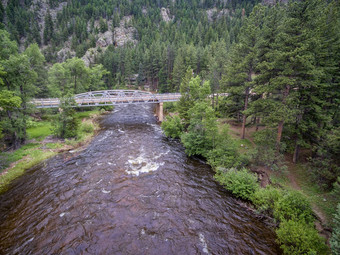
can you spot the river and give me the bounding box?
[0,104,281,254]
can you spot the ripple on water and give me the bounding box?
[0,104,281,255]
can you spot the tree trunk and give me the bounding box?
[211,93,215,109]
[276,85,290,151]
[74,75,77,93]
[293,143,300,164]
[216,93,219,109]
[241,87,249,139]
[276,120,284,151]
[256,117,260,131]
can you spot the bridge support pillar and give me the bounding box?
[156,102,164,122]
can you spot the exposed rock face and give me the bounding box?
[142,7,148,15]
[206,8,231,22]
[113,16,138,47]
[1,0,8,7]
[57,48,76,63]
[81,30,114,66]
[81,16,137,66]
[82,47,99,67]
[96,31,114,47]
[160,8,174,23]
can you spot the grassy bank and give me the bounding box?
[0,109,104,194]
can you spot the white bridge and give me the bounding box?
[32,90,182,121]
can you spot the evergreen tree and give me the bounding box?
[222,5,265,139]
[43,9,54,45]
[52,96,79,139]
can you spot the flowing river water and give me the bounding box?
[0,104,281,254]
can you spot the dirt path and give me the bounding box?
[227,122,330,230]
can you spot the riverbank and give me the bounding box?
[161,103,333,254]
[222,119,338,226]
[0,109,105,194]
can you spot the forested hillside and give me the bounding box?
[1,0,260,90]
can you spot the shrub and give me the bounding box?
[207,125,246,169]
[80,123,94,134]
[214,168,259,200]
[273,190,314,223]
[52,97,79,139]
[161,115,183,139]
[276,219,328,255]
[333,177,340,198]
[26,117,39,128]
[100,105,114,111]
[252,186,283,215]
[331,203,340,255]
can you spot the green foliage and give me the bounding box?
[251,129,286,171]
[52,96,79,139]
[161,115,183,139]
[273,190,314,224]
[207,125,245,169]
[252,185,283,215]
[310,128,340,190]
[48,58,108,97]
[80,122,94,134]
[276,219,328,255]
[333,177,340,198]
[0,90,21,109]
[0,32,38,148]
[331,203,340,255]
[214,168,259,200]
[181,101,217,157]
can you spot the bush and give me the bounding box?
[252,186,283,215]
[273,190,314,223]
[52,97,79,139]
[26,117,39,128]
[214,168,259,200]
[276,219,328,255]
[331,203,340,255]
[100,105,114,111]
[333,177,340,198]
[163,102,177,113]
[80,122,94,134]
[207,125,246,169]
[161,115,183,139]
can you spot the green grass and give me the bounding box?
[0,149,56,194]
[271,163,338,226]
[27,109,100,141]
[75,110,100,120]
[0,109,102,194]
[27,121,53,141]
[0,143,40,171]
[293,164,338,225]
[45,143,63,149]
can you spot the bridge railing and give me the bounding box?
[31,91,182,108]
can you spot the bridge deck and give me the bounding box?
[32,90,182,108]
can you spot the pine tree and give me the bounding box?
[43,9,54,45]
[222,5,266,139]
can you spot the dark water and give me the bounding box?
[0,104,281,255]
